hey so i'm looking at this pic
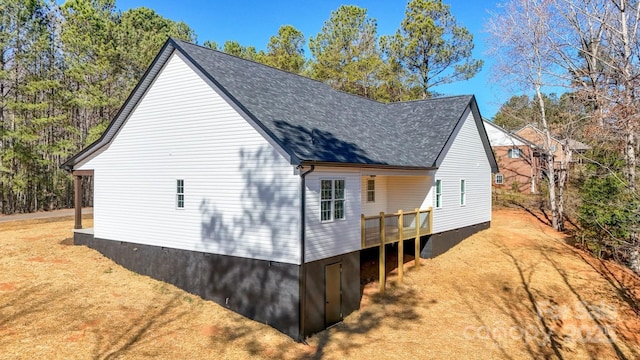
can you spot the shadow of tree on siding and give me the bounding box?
[199,144,301,338]
[196,128,417,351]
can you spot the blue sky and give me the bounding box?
[114,0,506,118]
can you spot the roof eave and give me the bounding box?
[300,160,436,171]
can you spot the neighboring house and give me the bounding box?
[516,124,590,168]
[62,39,498,340]
[484,120,540,193]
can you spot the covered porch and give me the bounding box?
[359,172,434,292]
[72,170,94,243]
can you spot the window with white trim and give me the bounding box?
[435,179,442,208]
[460,179,466,206]
[508,148,522,158]
[495,174,504,184]
[321,179,345,221]
[176,179,185,209]
[367,179,375,202]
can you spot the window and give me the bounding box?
[508,148,522,158]
[176,179,184,209]
[321,180,345,221]
[367,179,375,202]
[435,179,442,208]
[495,174,504,184]
[460,179,466,206]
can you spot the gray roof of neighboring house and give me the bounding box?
[565,138,590,151]
[62,39,497,171]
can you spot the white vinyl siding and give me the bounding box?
[386,176,433,212]
[77,53,300,264]
[306,168,361,262]
[361,176,387,215]
[432,110,492,233]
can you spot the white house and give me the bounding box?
[62,38,498,340]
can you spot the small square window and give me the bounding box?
[495,174,504,184]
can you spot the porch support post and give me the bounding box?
[428,206,433,235]
[379,212,386,293]
[415,208,420,268]
[398,210,404,284]
[74,174,82,229]
[361,214,365,248]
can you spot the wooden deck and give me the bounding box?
[361,208,433,292]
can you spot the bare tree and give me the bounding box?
[487,0,562,230]
[490,0,640,274]
[562,0,640,274]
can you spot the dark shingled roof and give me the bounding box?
[63,38,497,171]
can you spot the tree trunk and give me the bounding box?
[626,128,636,191]
[630,246,640,275]
[557,141,572,232]
[536,84,559,230]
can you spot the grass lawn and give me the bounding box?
[0,209,638,359]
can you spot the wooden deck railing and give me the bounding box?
[361,207,433,293]
[361,208,433,249]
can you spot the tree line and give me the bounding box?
[488,0,640,275]
[0,0,480,215]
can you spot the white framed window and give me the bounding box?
[508,148,522,158]
[460,179,466,206]
[435,179,442,209]
[321,179,345,221]
[176,179,185,209]
[495,174,504,184]
[367,179,375,202]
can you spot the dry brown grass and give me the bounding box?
[0,210,639,359]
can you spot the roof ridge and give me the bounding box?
[387,94,473,105]
[171,38,349,95]
[172,38,463,108]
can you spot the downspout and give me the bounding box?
[298,164,314,342]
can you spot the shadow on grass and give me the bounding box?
[264,287,424,359]
[540,251,637,360]
[91,293,190,360]
[454,240,564,359]
[507,200,551,227]
[0,283,65,332]
[473,238,639,360]
[60,237,74,245]
[199,258,426,359]
[569,248,640,317]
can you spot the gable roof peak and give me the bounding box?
[63,38,495,171]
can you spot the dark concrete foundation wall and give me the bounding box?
[421,222,490,258]
[75,235,301,339]
[304,251,360,337]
